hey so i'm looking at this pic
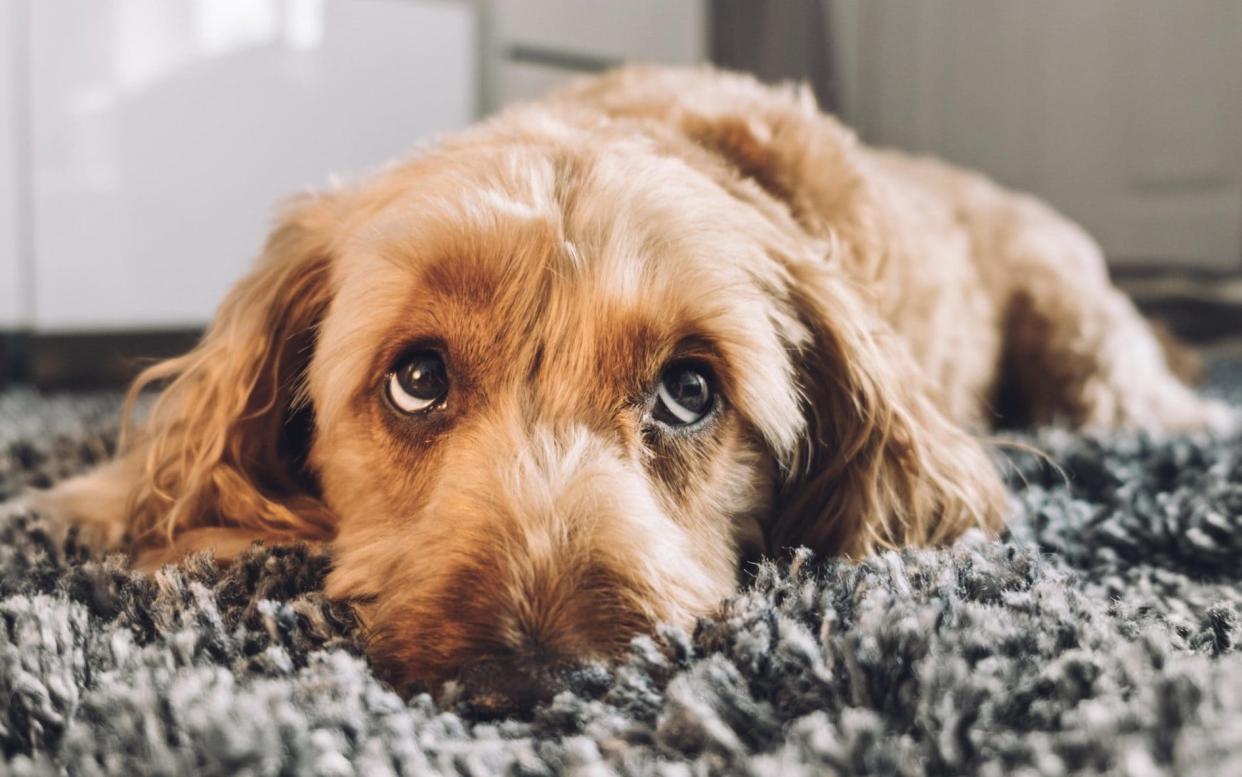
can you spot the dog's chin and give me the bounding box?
[355,569,677,708]
[318,420,747,710]
[365,621,643,716]
[349,541,714,714]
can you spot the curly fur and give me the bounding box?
[13,66,1228,708]
[1,368,1241,772]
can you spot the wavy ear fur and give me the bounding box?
[573,67,1008,556]
[773,261,1006,557]
[560,66,884,278]
[670,70,1006,555]
[34,194,343,561]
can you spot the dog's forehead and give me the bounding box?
[312,139,804,450]
[358,141,749,284]
[334,142,771,336]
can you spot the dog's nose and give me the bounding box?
[456,660,565,717]
[456,659,611,717]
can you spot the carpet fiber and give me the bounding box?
[1,362,1240,776]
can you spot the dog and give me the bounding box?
[17,66,1229,713]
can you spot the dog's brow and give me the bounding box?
[527,342,546,381]
[561,240,584,269]
[420,259,500,308]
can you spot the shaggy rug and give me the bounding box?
[0,361,1240,776]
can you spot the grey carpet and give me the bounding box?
[0,362,1240,776]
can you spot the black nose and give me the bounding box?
[456,659,611,718]
[456,659,565,717]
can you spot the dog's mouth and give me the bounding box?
[349,551,665,719]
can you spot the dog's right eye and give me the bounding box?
[386,351,449,414]
[653,361,714,427]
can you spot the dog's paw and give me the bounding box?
[8,483,128,550]
[1142,395,1239,437]
[0,491,55,526]
[1198,398,1239,437]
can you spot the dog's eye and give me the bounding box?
[386,351,449,414]
[654,362,714,426]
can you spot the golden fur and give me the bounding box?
[20,66,1229,709]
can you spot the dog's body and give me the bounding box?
[18,67,1227,712]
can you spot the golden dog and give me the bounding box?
[24,66,1229,713]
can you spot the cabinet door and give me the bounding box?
[835,0,1242,272]
[0,0,23,328]
[28,0,477,332]
[488,0,706,109]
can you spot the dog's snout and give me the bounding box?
[456,658,613,717]
[458,663,556,717]
[356,420,737,701]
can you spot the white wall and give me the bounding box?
[830,0,1242,272]
[25,0,477,332]
[0,1,24,328]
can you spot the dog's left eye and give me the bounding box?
[654,362,714,426]
[386,351,449,414]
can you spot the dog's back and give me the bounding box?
[549,65,1227,431]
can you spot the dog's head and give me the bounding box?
[71,82,1002,713]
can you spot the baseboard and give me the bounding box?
[0,332,23,388]
[1,329,203,390]
[1115,269,1242,343]
[1,272,1237,391]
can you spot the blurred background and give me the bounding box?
[1,0,1240,387]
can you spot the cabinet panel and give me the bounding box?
[0,1,23,328]
[488,0,705,110]
[29,0,477,331]
[494,0,704,66]
[497,61,582,107]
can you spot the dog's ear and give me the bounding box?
[669,73,882,265]
[567,68,869,241]
[33,193,344,559]
[645,71,1005,555]
[769,259,1006,558]
[680,88,849,214]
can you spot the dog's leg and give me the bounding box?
[17,456,319,568]
[16,455,136,549]
[130,527,320,570]
[997,204,1233,433]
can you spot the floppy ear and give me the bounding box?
[32,193,343,562]
[564,66,880,269]
[572,68,1006,555]
[770,260,1007,558]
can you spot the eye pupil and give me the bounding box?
[665,369,708,413]
[655,362,714,426]
[386,351,449,414]
[400,356,447,399]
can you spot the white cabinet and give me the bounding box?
[0,1,24,328]
[20,0,477,332]
[486,0,706,109]
[833,0,1242,272]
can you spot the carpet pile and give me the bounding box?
[0,361,1239,775]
